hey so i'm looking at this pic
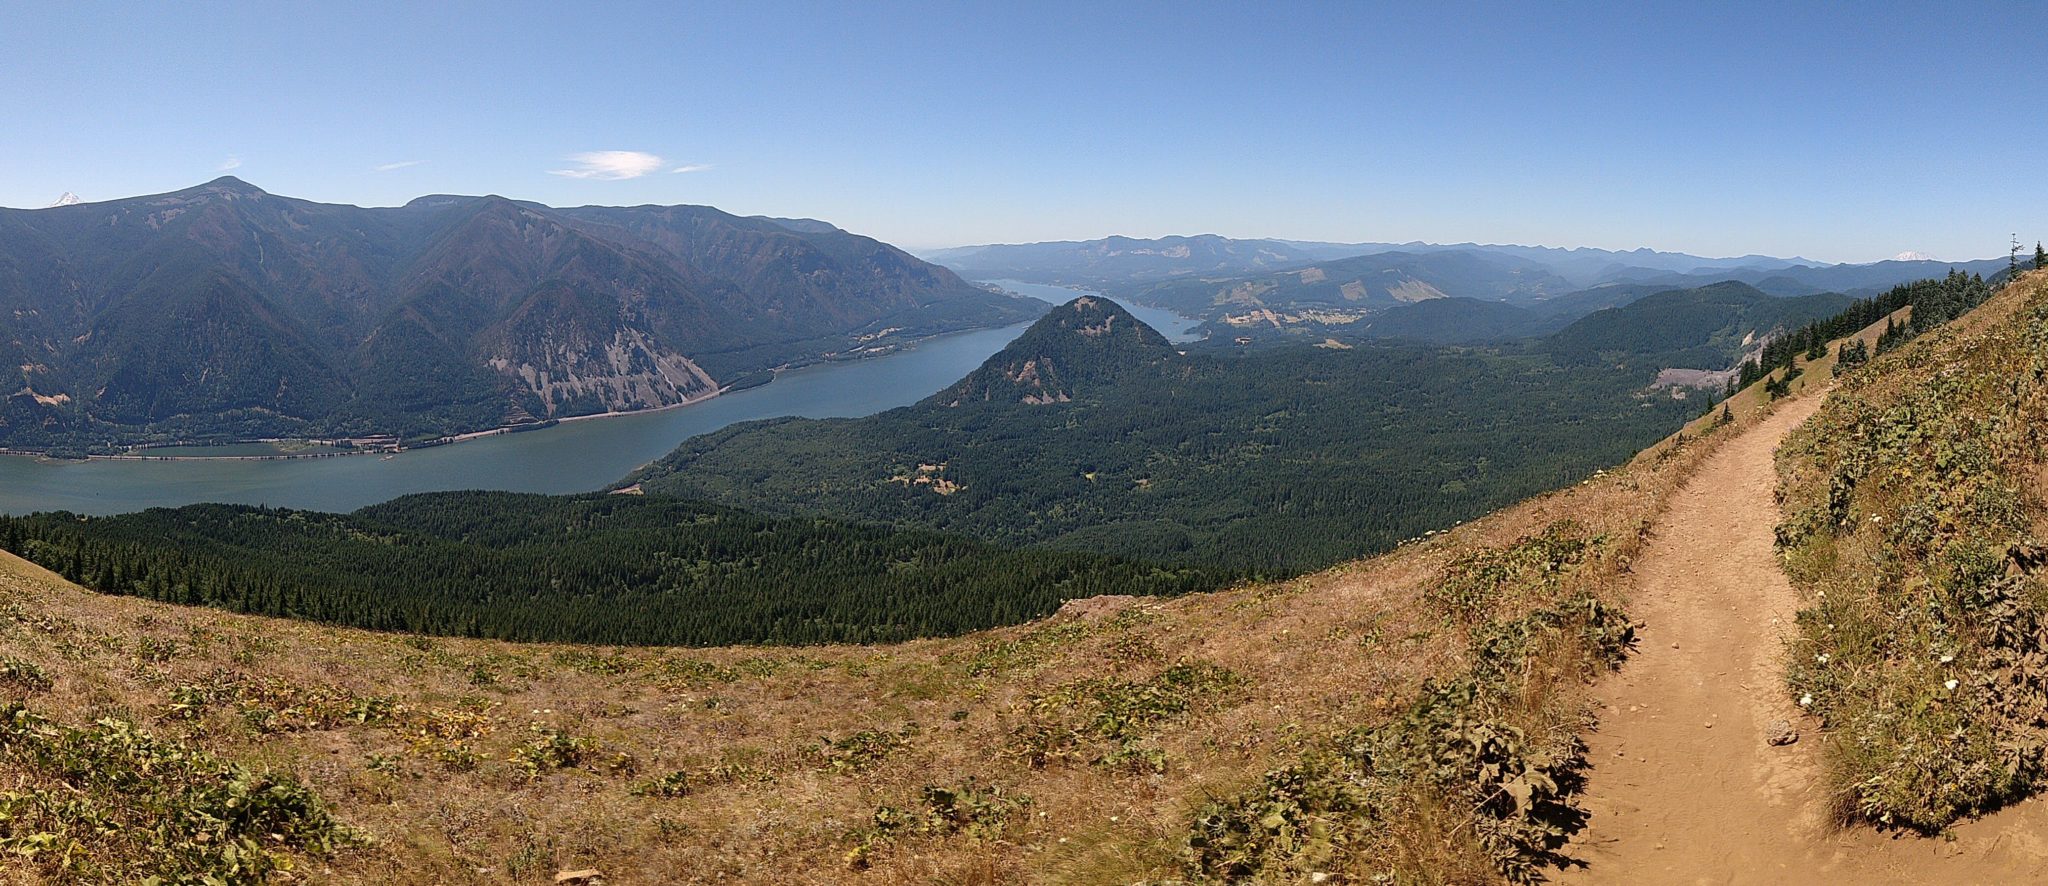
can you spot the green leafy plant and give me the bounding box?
[0,703,354,884]
[846,778,1030,869]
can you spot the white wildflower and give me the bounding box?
[1815,654,1830,664]
[1940,654,1954,664]
[1944,679,1959,690]
[1799,693,1813,707]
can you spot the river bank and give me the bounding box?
[0,320,1039,515]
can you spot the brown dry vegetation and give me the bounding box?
[0,306,1895,884]
[1776,270,2048,832]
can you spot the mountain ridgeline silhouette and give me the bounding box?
[0,178,1041,451]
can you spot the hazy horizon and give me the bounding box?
[4,2,2041,264]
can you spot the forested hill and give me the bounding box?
[934,296,1176,405]
[628,303,1704,573]
[0,178,1041,454]
[1542,282,1854,370]
[0,492,1215,646]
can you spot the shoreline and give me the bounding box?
[0,388,732,464]
[0,320,1029,465]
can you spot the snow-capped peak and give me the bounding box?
[1891,250,1936,262]
[46,192,81,208]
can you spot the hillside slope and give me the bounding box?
[0,179,1039,452]
[0,276,2022,885]
[1127,249,1572,325]
[0,396,1717,884]
[1560,270,2048,882]
[1543,282,1854,371]
[629,297,1699,572]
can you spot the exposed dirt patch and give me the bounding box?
[1563,390,2048,883]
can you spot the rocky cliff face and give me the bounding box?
[0,178,1041,448]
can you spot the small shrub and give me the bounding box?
[0,703,354,884]
[512,725,597,777]
[847,778,1030,869]
[1008,661,1243,773]
[819,724,919,775]
[0,657,52,693]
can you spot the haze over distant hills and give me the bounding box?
[925,233,2003,294]
[931,234,2006,347]
[0,178,1040,452]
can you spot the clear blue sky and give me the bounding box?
[2,1,2040,262]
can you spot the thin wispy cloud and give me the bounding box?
[671,163,713,174]
[218,157,242,172]
[373,160,426,172]
[549,151,666,180]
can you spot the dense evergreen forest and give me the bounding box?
[0,492,1217,646]
[631,299,1705,572]
[1541,283,1854,371]
[1733,270,1994,390]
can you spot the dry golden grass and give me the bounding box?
[0,309,1899,885]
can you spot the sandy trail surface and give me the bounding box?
[1561,391,2048,885]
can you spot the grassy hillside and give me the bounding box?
[0,281,1947,884]
[1774,269,2048,831]
[0,424,1726,884]
[0,271,1992,883]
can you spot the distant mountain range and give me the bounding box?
[931,234,2004,347]
[925,234,2003,297]
[923,235,1323,287]
[0,178,1040,452]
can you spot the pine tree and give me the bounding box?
[2036,242,2045,270]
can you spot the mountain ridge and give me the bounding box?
[926,232,2004,294]
[0,179,1042,451]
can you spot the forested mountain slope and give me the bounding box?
[0,179,1039,452]
[1543,282,1854,370]
[1127,249,1572,320]
[0,492,1212,646]
[629,297,1700,572]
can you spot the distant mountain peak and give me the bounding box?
[404,194,475,210]
[1891,251,1937,262]
[46,192,81,208]
[934,296,1174,406]
[197,175,266,196]
[752,216,843,234]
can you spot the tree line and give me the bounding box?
[1733,269,1995,392]
[0,492,1221,646]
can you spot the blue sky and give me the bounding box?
[1,1,2040,262]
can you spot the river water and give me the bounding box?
[0,284,1193,515]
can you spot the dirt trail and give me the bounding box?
[1561,391,2048,884]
